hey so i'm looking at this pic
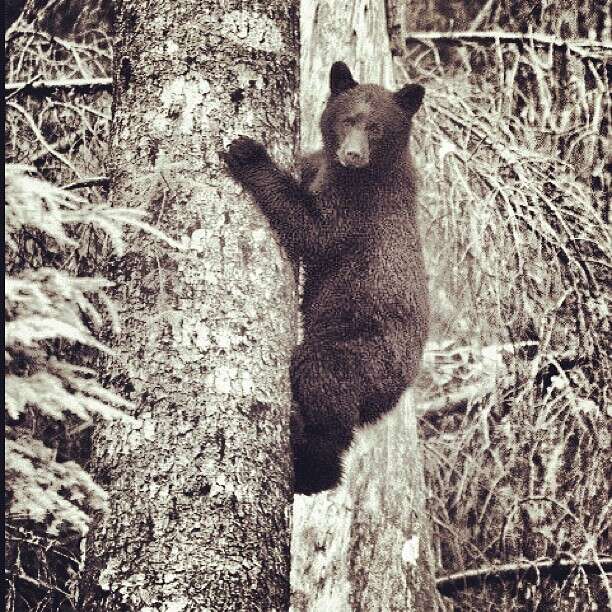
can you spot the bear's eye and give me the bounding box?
[342,116,357,127]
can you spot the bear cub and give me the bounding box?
[225,62,429,495]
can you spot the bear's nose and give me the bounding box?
[344,149,368,165]
[339,130,370,168]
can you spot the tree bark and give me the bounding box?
[291,2,444,610]
[80,2,299,610]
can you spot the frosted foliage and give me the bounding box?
[6,438,108,535]
[4,164,136,535]
[4,164,176,256]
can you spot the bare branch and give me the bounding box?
[50,100,111,122]
[6,27,112,58]
[63,177,109,191]
[468,0,494,30]
[6,100,81,176]
[406,31,612,61]
[12,572,71,598]
[5,74,43,100]
[436,556,612,597]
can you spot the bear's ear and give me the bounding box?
[394,84,425,116]
[330,62,358,97]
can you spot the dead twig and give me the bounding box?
[63,176,109,190]
[5,77,112,96]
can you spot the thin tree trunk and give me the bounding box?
[81,2,299,610]
[300,0,395,149]
[291,2,444,610]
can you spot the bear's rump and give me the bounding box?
[291,324,418,429]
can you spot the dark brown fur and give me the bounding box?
[225,62,429,494]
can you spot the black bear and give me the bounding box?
[225,62,429,495]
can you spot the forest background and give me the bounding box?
[4,0,611,610]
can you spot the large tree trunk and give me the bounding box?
[80,2,299,610]
[291,2,444,610]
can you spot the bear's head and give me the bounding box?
[320,62,424,172]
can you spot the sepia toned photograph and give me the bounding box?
[4,0,610,610]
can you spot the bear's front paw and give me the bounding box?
[224,137,270,176]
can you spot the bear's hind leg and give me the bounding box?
[292,422,353,495]
[290,341,363,494]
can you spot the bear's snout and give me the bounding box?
[338,130,369,168]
